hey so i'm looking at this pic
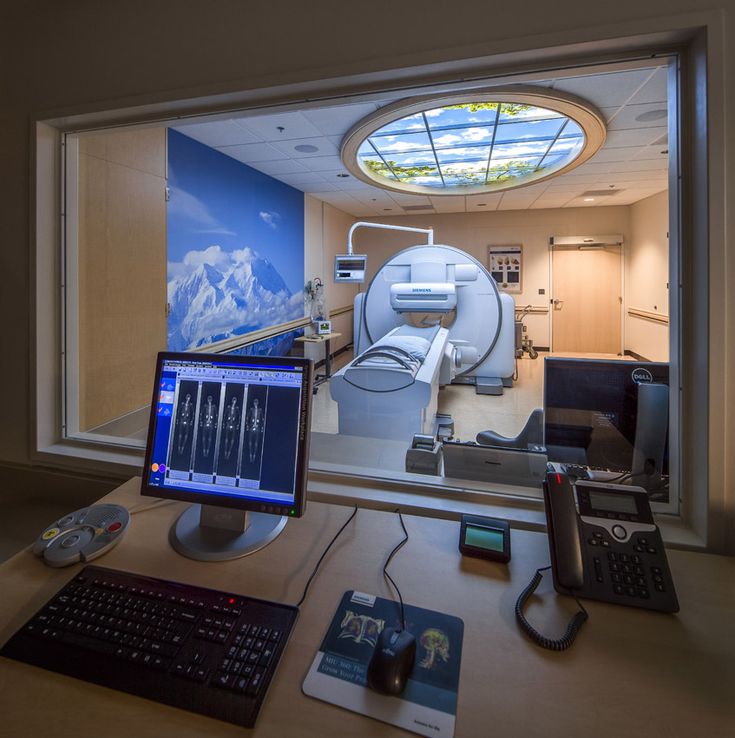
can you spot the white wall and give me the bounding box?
[625,191,670,361]
[352,206,630,349]
[304,197,357,355]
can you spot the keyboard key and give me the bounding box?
[247,669,265,696]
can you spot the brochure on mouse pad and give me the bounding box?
[302,590,464,738]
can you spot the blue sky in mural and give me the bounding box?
[167,129,304,351]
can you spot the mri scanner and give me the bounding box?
[329,223,515,442]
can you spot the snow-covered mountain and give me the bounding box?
[167,246,303,351]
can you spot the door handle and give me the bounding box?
[552,299,564,310]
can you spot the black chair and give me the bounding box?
[476,408,544,451]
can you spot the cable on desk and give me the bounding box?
[383,509,409,631]
[295,505,358,609]
[127,499,178,515]
[515,566,588,651]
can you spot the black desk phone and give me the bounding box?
[544,472,679,612]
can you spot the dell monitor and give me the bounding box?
[142,352,313,561]
[544,358,669,499]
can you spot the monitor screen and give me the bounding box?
[334,254,367,282]
[544,357,669,477]
[142,352,312,518]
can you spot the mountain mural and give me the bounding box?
[168,245,303,352]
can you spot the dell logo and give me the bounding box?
[632,368,653,384]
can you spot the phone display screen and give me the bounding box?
[465,524,505,552]
[588,490,638,515]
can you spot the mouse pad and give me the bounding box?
[302,590,464,738]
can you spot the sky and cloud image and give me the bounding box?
[167,129,304,351]
[357,102,584,188]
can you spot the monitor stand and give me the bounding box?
[170,504,287,562]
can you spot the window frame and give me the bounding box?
[30,28,722,551]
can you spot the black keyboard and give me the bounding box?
[0,565,298,728]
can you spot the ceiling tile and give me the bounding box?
[298,181,344,193]
[272,171,329,185]
[604,127,667,148]
[242,111,323,141]
[605,158,667,173]
[318,174,380,192]
[630,67,668,105]
[388,193,432,206]
[466,193,503,210]
[551,68,660,108]
[300,154,346,172]
[530,195,575,209]
[268,136,340,159]
[430,195,466,213]
[302,102,379,136]
[604,103,668,131]
[216,142,288,163]
[588,146,640,163]
[630,146,669,161]
[350,191,396,207]
[173,120,262,147]
[350,205,383,217]
[544,181,589,193]
[247,159,309,176]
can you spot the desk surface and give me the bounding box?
[0,478,733,738]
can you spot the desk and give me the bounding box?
[0,478,733,738]
[295,332,342,387]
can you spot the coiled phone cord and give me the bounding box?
[515,566,588,651]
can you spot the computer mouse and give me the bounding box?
[367,626,416,696]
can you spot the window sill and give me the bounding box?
[34,442,705,552]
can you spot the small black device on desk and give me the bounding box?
[459,514,511,563]
[0,565,298,728]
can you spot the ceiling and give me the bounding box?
[173,64,669,216]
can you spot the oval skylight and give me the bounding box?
[341,88,606,196]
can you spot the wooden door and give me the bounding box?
[551,246,622,353]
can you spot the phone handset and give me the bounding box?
[514,473,588,650]
[545,473,584,591]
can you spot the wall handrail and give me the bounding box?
[627,307,669,325]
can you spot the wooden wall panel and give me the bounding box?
[78,128,167,431]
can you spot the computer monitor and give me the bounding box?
[142,352,313,561]
[544,358,669,498]
[334,254,367,282]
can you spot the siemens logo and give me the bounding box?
[411,288,432,293]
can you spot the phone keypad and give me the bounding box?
[584,530,676,610]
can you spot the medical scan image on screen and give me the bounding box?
[147,357,304,508]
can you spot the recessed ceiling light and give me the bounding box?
[635,109,667,122]
[294,144,319,153]
[584,197,595,202]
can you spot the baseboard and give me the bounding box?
[624,349,651,362]
[0,461,124,506]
